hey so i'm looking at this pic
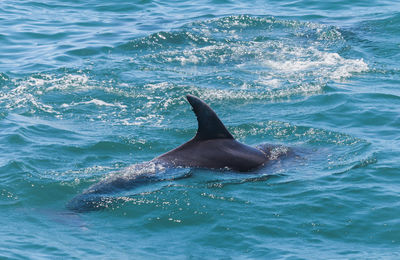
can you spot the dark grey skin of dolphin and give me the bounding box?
[156,95,268,172]
[67,95,281,212]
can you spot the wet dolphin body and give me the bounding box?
[67,95,277,212]
[156,95,268,171]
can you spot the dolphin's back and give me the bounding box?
[157,95,269,171]
[157,139,267,172]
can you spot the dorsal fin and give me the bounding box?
[186,95,234,141]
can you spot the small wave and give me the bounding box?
[118,15,368,102]
[0,159,36,186]
[358,12,400,36]
[0,72,9,84]
[118,30,215,51]
[66,46,112,57]
[48,165,117,183]
[0,73,92,115]
[1,114,81,142]
[0,15,369,121]
[231,120,367,146]
[0,72,132,120]
[0,188,19,206]
[61,99,127,109]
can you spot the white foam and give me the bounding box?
[262,46,368,80]
[150,16,368,101]
[151,36,368,101]
[0,73,94,114]
[44,74,90,92]
[81,99,127,108]
[0,73,132,118]
[120,114,164,126]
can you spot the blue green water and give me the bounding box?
[1,0,400,258]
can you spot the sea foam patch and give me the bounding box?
[140,15,368,101]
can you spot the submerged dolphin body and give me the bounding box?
[67,95,286,212]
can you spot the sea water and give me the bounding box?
[0,0,399,259]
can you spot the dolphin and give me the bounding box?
[156,95,268,171]
[67,95,287,212]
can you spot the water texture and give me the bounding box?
[0,0,399,259]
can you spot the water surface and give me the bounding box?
[1,0,400,259]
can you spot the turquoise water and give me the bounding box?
[1,0,400,258]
